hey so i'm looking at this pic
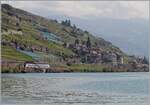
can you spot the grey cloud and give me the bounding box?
[2,1,149,20]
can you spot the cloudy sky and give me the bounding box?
[1,1,149,20]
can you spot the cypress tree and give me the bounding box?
[75,39,79,45]
[143,56,149,64]
[86,37,91,48]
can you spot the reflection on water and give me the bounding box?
[1,73,149,105]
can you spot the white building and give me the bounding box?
[25,63,50,69]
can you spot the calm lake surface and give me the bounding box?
[1,73,150,105]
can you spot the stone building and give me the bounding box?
[102,51,117,65]
[86,52,102,63]
[116,54,124,64]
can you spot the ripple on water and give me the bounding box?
[1,73,149,105]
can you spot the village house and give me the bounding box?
[128,56,138,65]
[116,54,124,64]
[86,52,102,63]
[102,51,117,65]
[136,64,149,72]
[63,38,126,65]
[136,57,144,64]
[118,57,124,64]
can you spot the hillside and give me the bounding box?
[71,18,148,57]
[2,4,122,59]
[1,4,149,72]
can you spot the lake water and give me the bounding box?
[1,73,150,105]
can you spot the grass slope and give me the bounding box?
[2,45,33,61]
[1,4,125,63]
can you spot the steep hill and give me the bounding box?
[2,4,125,63]
[70,18,148,57]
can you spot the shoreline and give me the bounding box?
[1,69,149,73]
[2,61,149,73]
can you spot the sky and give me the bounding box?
[1,1,149,20]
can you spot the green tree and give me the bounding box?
[61,19,71,27]
[86,37,91,48]
[143,56,149,64]
[73,24,76,29]
[75,39,79,45]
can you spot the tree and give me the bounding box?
[53,19,58,23]
[16,22,19,26]
[63,42,67,47]
[19,17,22,22]
[17,28,22,31]
[75,39,79,45]
[61,19,71,27]
[67,20,71,26]
[86,37,91,48]
[73,24,76,29]
[81,40,86,45]
[61,20,66,25]
[84,30,89,34]
[13,40,18,49]
[143,56,149,64]
[94,42,98,46]
[81,57,86,63]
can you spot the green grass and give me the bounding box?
[68,64,128,72]
[68,64,107,72]
[2,32,74,56]
[47,42,74,56]
[2,15,75,57]
[2,45,33,61]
